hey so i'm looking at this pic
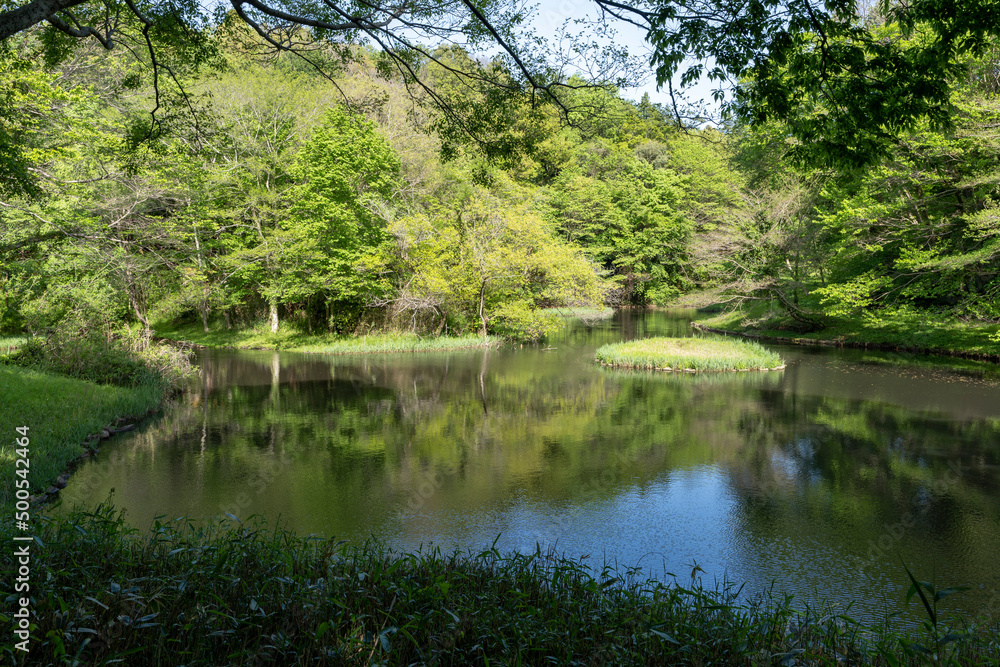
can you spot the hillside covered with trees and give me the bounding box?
[3,12,999,362]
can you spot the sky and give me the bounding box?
[526,1,726,122]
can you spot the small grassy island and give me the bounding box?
[595,336,784,372]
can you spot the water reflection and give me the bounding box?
[59,311,1000,624]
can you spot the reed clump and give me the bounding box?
[596,336,784,372]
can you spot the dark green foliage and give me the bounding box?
[545,142,698,306]
[647,0,1000,167]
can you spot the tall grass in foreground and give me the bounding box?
[596,336,784,372]
[0,367,163,510]
[2,507,997,666]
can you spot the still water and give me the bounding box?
[59,311,1000,624]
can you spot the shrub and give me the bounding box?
[4,323,195,390]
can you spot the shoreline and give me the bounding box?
[155,328,503,355]
[0,365,166,514]
[5,330,1000,664]
[162,339,503,355]
[690,322,1000,364]
[28,410,158,507]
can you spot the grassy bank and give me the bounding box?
[2,506,997,666]
[0,335,26,353]
[693,306,1000,360]
[596,336,784,372]
[0,366,163,511]
[540,306,615,321]
[156,322,501,354]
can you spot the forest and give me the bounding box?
[1,1,998,374]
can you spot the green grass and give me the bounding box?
[0,366,163,512]
[694,305,1000,359]
[540,306,615,320]
[156,322,500,354]
[4,505,997,666]
[0,335,26,353]
[596,336,784,372]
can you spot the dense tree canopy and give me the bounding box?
[2,0,998,168]
[1,0,998,348]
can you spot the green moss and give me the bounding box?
[595,336,784,372]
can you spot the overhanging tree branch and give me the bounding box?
[0,0,89,40]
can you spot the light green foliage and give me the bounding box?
[280,106,400,313]
[7,17,1000,358]
[174,65,340,332]
[387,191,609,340]
[812,88,1000,321]
[491,301,563,341]
[420,43,552,167]
[811,272,893,319]
[0,49,71,197]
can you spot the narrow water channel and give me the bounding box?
[58,311,1000,624]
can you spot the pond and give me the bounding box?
[58,311,1000,625]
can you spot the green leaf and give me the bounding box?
[649,628,680,644]
[900,560,936,627]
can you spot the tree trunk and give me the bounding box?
[773,288,824,330]
[478,280,488,340]
[194,226,210,333]
[125,266,151,341]
[269,300,279,334]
